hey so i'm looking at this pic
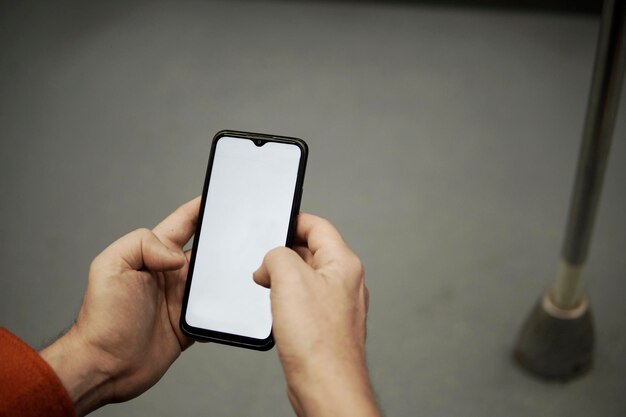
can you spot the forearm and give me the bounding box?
[287,358,381,417]
[40,328,112,417]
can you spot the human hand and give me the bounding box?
[40,197,200,416]
[253,214,380,417]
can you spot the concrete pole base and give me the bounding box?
[513,290,594,381]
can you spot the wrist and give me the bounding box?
[40,327,113,416]
[286,355,381,417]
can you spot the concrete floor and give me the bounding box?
[1,1,625,416]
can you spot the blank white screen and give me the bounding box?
[186,136,301,339]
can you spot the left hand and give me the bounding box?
[40,197,200,416]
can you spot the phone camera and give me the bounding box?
[255,139,264,146]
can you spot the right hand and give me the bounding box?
[253,214,380,417]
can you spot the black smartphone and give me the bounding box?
[180,130,308,350]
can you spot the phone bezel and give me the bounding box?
[179,130,308,351]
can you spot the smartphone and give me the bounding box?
[180,130,308,350]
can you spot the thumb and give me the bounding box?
[253,247,308,289]
[137,229,186,271]
[101,228,186,272]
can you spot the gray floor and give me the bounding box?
[1,1,625,416]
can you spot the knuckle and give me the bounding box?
[308,214,333,229]
[88,255,107,280]
[88,258,99,274]
[315,215,331,226]
[363,284,370,303]
[348,254,365,279]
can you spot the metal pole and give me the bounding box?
[552,0,626,310]
[514,0,626,380]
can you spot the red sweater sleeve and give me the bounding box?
[0,328,76,417]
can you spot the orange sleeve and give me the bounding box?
[0,328,76,417]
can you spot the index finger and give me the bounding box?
[153,196,201,247]
[296,213,353,264]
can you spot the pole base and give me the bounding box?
[513,290,594,381]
